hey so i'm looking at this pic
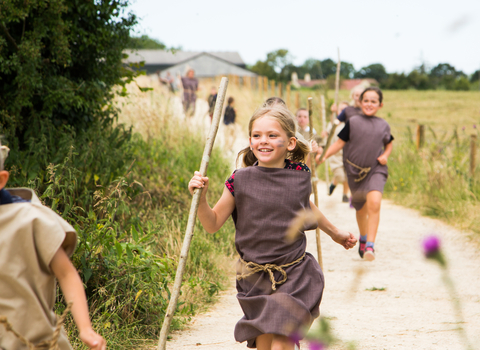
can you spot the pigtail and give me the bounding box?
[288,132,310,164]
[237,146,258,168]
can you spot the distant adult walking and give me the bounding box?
[181,69,199,116]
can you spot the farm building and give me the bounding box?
[123,50,257,78]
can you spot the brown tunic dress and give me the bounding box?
[230,165,324,348]
[338,106,361,123]
[181,76,198,113]
[340,115,392,210]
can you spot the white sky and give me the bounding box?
[126,0,480,74]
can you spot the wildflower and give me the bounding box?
[309,341,325,350]
[423,235,446,267]
[474,124,477,129]
[423,235,440,255]
[462,126,465,131]
[289,331,302,344]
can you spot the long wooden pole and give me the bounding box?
[308,97,323,269]
[320,95,330,192]
[157,77,229,350]
[318,48,341,164]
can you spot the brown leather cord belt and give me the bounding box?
[346,159,371,182]
[237,252,306,291]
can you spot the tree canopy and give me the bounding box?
[127,35,166,50]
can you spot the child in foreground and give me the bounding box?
[189,105,356,350]
[318,87,393,261]
[0,143,106,350]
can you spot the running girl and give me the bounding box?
[319,87,393,261]
[189,104,356,350]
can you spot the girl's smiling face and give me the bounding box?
[249,116,296,168]
[360,90,383,117]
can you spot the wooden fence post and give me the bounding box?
[416,124,425,149]
[295,92,300,109]
[263,77,268,93]
[286,83,291,108]
[471,134,477,177]
[270,80,275,95]
[278,82,283,98]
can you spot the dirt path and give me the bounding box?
[166,97,480,349]
[166,185,480,350]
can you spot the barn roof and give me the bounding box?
[123,50,245,67]
[159,52,257,78]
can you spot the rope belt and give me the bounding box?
[346,159,371,182]
[0,303,72,350]
[237,252,306,291]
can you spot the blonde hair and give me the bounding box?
[262,97,286,107]
[237,104,310,167]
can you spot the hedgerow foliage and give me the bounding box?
[0,0,137,185]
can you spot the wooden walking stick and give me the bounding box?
[157,77,229,350]
[320,95,330,193]
[317,48,341,164]
[308,97,323,269]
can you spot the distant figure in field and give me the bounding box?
[207,86,217,122]
[0,142,106,350]
[295,108,321,169]
[319,101,351,203]
[331,84,364,123]
[181,69,199,116]
[318,87,394,262]
[223,96,236,151]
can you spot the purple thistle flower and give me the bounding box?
[423,235,446,267]
[289,331,302,344]
[309,341,325,350]
[474,124,477,129]
[462,126,466,131]
[423,235,440,256]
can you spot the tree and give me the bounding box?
[428,63,466,89]
[354,63,388,83]
[250,60,277,80]
[127,35,166,49]
[250,49,293,82]
[382,73,410,90]
[298,58,354,80]
[407,70,432,90]
[470,70,480,82]
[0,0,137,149]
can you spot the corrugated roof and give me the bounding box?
[123,50,245,66]
[159,53,256,78]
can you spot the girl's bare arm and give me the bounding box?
[188,172,235,233]
[50,248,106,350]
[377,141,393,165]
[309,200,356,249]
[316,139,346,164]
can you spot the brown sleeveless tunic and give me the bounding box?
[343,115,391,210]
[231,166,324,348]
